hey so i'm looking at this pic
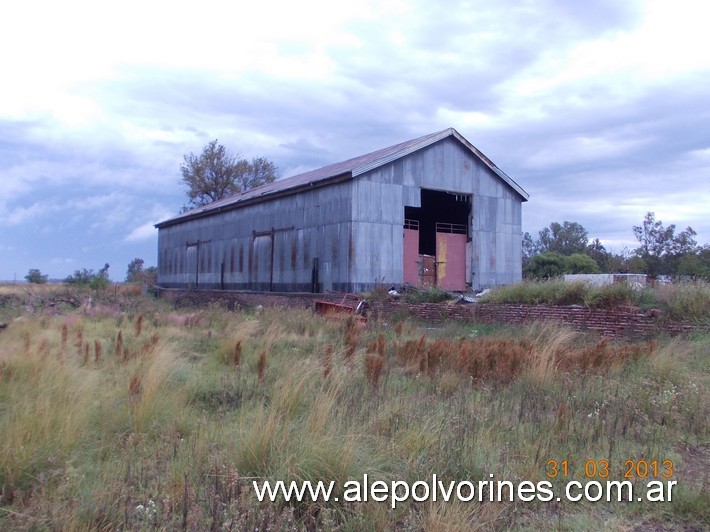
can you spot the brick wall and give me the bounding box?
[370,300,698,338]
[157,288,700,338]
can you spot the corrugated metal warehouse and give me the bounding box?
[155,128,529,293]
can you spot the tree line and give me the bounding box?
[523,212,709,280]
[24,259,157,286]
[23,139,707,285]
[179,140,709,282]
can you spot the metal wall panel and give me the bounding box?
[402,185,421,207]
[157,181,354,291]
[351,137,523,291]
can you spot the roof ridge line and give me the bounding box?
[156,127,528,228]
[352,128,454,177]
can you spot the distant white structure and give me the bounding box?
[563,274,647,287]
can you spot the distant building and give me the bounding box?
[563,273,647,287]
[155,128,529,293]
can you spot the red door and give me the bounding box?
[436,223,467,291]
[403,220,420,285]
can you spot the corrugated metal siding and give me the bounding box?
[158,135,524,293]
[351,137,522,291]
[158,181,354,291]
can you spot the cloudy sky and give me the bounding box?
[1,0,708,281]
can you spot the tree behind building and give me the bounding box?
[181,140,278,208]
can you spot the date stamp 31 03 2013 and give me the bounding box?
[545,459,674,480]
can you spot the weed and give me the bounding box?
[257,350,267,383]
[584,282,636,308]
[404,286,452,303]
[233,340,242,369]
[115,330,123,359]
[61,324,68,352]
[322,344,333,380]
[655,280,710,324]
[37,338,49,359]
[23,331,30,355]
[343,316,360,362]
[364,353,385,390]
[480,279,710,324]
[394,321,403,338]
[74,329,83,358]
[129,374,142,399]
[0,299,706,530]
[94,339,102,365]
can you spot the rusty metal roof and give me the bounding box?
[156,127,528,228]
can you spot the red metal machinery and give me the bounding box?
[314,291,368,323]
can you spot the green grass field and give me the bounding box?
[0,285,708,530]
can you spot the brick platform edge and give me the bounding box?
[157,288,701,339]
[369,300,701,338]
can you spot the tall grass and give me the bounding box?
[0,301,707,530]
[480,279,636,307]
[525,321,579,383]
[481,278,710,323]
[654,280,710,324]
[0,342,100,505]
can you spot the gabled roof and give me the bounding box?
[156,127,528,228]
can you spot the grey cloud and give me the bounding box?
[4,0,704,281]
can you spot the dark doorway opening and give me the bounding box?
[405,188,470,255]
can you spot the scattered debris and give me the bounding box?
[315,292,368,322]
[355,299,369,316]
